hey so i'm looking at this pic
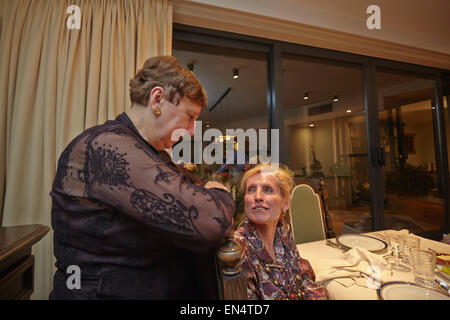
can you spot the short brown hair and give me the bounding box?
[129,56,207,108]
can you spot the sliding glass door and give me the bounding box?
[376,69,446,234]
[281,54,370,235]
[173,24,450,237]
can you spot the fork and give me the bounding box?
[326,240,348,252]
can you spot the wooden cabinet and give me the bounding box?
[0,224,49,299]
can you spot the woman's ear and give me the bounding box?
[148,86,164,107]
[282,200,289,213]
[148,86,165,116]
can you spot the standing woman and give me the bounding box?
[235,164,328,300]
[50,56,234,299]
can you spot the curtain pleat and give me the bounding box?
[0,0,172,299]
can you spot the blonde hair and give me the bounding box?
[129,56,207,109]
[240,164,294,202]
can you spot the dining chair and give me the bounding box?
[289,179,335,244]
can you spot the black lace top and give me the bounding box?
[50,113,234,299]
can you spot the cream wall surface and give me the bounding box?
[183,0,450,55]
[174,0,450,70]
[0,0,172,299]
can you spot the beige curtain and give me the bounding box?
[0,0,172,299]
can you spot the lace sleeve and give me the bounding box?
[70,131,234,251]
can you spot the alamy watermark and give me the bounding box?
[365,265,382,289]
[66,5,81,30]
[170,121,280,172]
[66,4,381,31]
[66,265,81,289]
[366,5,381,30]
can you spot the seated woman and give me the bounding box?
[234,164,328,300]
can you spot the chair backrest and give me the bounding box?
[216,237,247,299]
[289,182,327,244]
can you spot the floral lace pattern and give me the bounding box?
[50,113,234,299]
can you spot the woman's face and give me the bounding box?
[153,95,202,150]
[244,173,289,227]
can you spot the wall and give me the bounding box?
[175,0,450,69]
[289,120,337,177]
[185,0,450,55]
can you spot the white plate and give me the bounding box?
[336,234,387,252]
[378,282,450,300]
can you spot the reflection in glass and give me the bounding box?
[377,70,445,234]
[443,78,450,177]
[282,54,370,235]
[172,41,269,226]
[173,41,268,134]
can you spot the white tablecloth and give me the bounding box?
[296,230,450,300]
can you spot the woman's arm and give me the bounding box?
[57,131,234,251]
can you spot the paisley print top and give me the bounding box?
[234,218,329,300]
[50,113,234,299]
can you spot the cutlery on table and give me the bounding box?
[434,279,450,294]
[326,240,348,252]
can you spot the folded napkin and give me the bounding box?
[315,247,392,289]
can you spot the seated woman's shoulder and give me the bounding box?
[233,226,246,243]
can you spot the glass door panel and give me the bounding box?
[376,70,445,234]
[282,54,369,235]
[173,40,270,226]
[444,78,450,177]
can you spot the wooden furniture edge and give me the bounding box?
[0,225,50,262]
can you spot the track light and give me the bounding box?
[233,68,239,79]
[304,92,310,100]
[333,94,339,102]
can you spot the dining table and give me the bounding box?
[296,230,450,300]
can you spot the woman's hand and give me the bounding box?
[204,181,229,192]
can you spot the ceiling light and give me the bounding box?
[309,124,315,127]
[187,62,194,71]
[215,135,235,142]
[304,92,310,100]
[346,109,352,113]
[233,68,239,79]
[333,94,339,102]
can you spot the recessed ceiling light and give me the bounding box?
[333,94,339,102]
[346,109,352,113]
[309,123,315,127]
[232,68,239,79]
[304,92,310,100]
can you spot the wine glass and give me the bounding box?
[383,231,411,272]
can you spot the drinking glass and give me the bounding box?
[402,235,421,265]
[383,231,410,272]
[410,248,436,288]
